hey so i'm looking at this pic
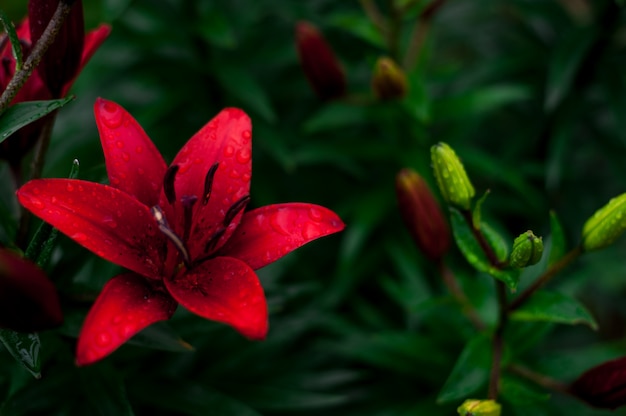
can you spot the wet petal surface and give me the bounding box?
[165,256,267,340]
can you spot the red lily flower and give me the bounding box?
[17,98,345,365]
[0,6,110,166]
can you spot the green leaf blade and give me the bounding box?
[0,97,74,144]
[510,291,598,330]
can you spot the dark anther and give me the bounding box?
[163,165,179,205]
[181,195,198,243]
[202,163,219,205]
[204,227,226,254]
[151,205,191,268]
[223,195,250,227]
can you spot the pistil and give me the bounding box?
[151,205,191,268]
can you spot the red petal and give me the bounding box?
[164,257,267,340]
[219,203,345,270]
[162,108,252,259]
[0,249,63,332]
[17,179,165,278]
[94,98,166,206]
[76,273,177,365]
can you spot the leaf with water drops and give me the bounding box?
[0,97,74,144]
[0,9,23,70]
[0,329,41,378]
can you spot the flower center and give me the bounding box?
[151,163,249,270]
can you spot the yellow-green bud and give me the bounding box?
[582,193,626,251]
[457,399,501,416]
[371,57,408,100]
[430,142,475,210]
[509,230,543,268]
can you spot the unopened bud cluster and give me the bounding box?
[431,142,475,210]
[457,399,501,416]
[509,230,543,268]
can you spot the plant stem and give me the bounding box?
[403,0,446,70]
[359,0,388,35]
[386,0,401,61]
[461,210,502,266]
[508,246,582,311]
[439,261,486,331]
[488,281,508,400]
[507,363,570,396]
[0,0,75,114]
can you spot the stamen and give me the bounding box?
[204,227,226,254]
[223,195,250,226]
[202,163,219,205]
[181,195,198,243]
[151,205,191,268]
[163,165,179,205]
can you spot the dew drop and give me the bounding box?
[242,130,251,141]
[33,187,41,195]
[229,170,240,179]
[301,223,317,240]
[96,331,112,347]
[223,146,235,157]
[122,152,130,162]
[66,183,74,192]
[242,173,251,183]
[112,315,124,325]
[236,148,251,164]
[115,140,124,149]
[193,158,203,165]
[50,196,58,204]
[31,198,44,209]
[100,103,124,128]
[135,145,143,154]
[308,207,323,222]
[72,232,87,242]
[269,210,291,236]
[103,217,118,228]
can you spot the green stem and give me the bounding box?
[359,0,388,35]
[0,0,75,114]
[439,261,487,331]
[403,0,446,70]
[488,281,508,400]
[508,246,582,312]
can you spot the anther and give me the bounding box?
[151,205,191,268]
[204,227,226,254]
[203,163,219,205]
[181,195,198,243]
[223,195,250,227]
[163,165,179,205]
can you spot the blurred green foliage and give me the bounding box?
[3,0,626,414]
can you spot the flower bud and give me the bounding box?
[430,142,475,210]
[569,356,626,409]
[0,248,63,332]
[371,56,407,100]
[509,230,543,268]
[29,0,85,97]
[395,168,450,260]
[457,399,501,416]
[581,193,626,251]
[295,21,346,101]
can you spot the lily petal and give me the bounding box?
[164,108,252,259]
[219,203,345,270]
[0,249,63,332]
[17,179,165,278]
[76,273,177,366]
[164,256,267,340]
[94,98,167,206]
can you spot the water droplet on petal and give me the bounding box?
[236,148,251,164]
[122,152,130,162]
[301,223,317,240]
[66,183,74,192]
[96,331,112,347]
[51,196,58,204]
[100,102,124,128]
[116,140,124,149]
[135,145,143,154]
[32,187,41,195]
[30,197,44,209]
[72,232,87,242]
[242,130,251,141]
[308,207,323,222]
[103,216,118,228]
[242,173,251,183]
[224,146,235,157]
[269,210,291,236]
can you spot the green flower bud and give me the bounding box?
[509,230,543,268]
[371,57,408,100]
[457,399,501,416]
[431,142,475,210]
[581,193,626,251]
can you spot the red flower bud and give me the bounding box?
[29,0,85,97]
[295,21,346,100]
[569,356,626,409]
[395,168,450,260]
[0,248,63,332]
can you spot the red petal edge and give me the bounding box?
[164,256,268,340]
[76,273,177,366]
[17,179,165,278]
[219,203,345,270]
[94,98,167,206]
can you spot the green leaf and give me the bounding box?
[196,10,237,49]
[434,84,531,120]
[472,190,491,229]
[548,210,566,266]
[213,65,276,123]
[303,103,368,134]
[402,70,431,123]
[80,366,135,416]
[510,291,598,330]
[0,97,74,144]
[544,26,596,111]
[437,334,492,403]
[450,208,519,289]
[126,322,194,352]
[500,375,550,405]
[327,12,384,48]
[0,330,41,378]
[0,9,22,70]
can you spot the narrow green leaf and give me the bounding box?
[126,322,194,352]
[0,9,23,70]
[402,69,431,123]
[327,12,384,48]
[450,208,519,289]
[0,97,74,144]
[437,334,492,403]
[500,375,550,405]
[472,190,491,229]
[303,103,368,134]
[0,329,41,378]
[80,366,135,416]
[434,85,531,120]
[548,210,566,266]
[510,291,598,330]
